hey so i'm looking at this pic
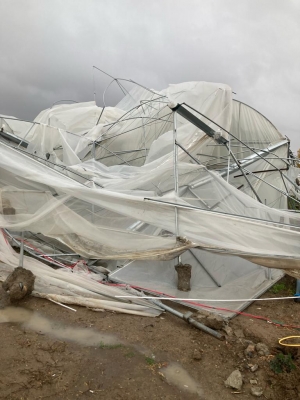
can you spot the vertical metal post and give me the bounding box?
[93,67,96,104]
[225,143,262,203]
[266,268,272,280]
[295,279,300,295]
[227,137,230,183]
[19,231,25,267]
[92,141,96,160]
[173,111,181,264]
[142,116,147,160]
[91,140,96,222]
[173,111,179,195]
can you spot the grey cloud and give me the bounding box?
[0,0,299,149]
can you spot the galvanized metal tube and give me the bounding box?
[173,111,181,264]
[152,299,224,340]
[296,279,300,295]
[18,231,25,268]
[225,143,263,203]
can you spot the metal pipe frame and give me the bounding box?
[151,299,224,340]
[173,111,181,264]
[177,139,300,213]
[182,102,299,192]
[188,249,221,287]
[143,197,300,231]
[224,142,262,203]
[168,102,295,204]
[0,140,104,189]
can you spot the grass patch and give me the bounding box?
[270,283,287,294]
[145,356,156,366]
[270,353,296,374]
[99,342,124,350]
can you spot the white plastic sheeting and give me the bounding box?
[0,139,300,272]
[110,249,284,318]
[0,81,300,285]
[0,231,163,316]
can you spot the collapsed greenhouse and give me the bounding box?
[0,76,300,322]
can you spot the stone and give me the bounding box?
[250,379,258,384]
[193,349,202,361]
[196,309,211,318]
[224,370,243,391]
[250,386,263,397]
[250,364,259,372]
[205,315,224,331]
[245,343,256,358]
[255,343,269,356]
[2,267,35,301]
[223,325,234,336]
[234,328,245,338]
[175,263,191,291]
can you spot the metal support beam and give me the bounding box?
[188,249,222,287]
[168,103,228,145]
[18,231,25,268]
[151,299,224,340]
[173,111,181,264]
[224,143,263,203]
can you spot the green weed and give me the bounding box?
[145,356,156,366]
[98,342,124,349]
[270,283,286,294]
[270,353,296,374]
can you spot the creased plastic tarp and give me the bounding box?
[1,139,300,274]
[0,81,300,277]
[0,231,162,316]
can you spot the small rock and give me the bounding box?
[250,386,263,397]
[250,364,259,372]
[196,314,206,322]
[2,267,35,301]
[205,315,224,330]
[196,310,211,318]
[223,325,234,336]
[234,328,245,338]
[255,343,269,356]
[250,379,258,384]
[193,349,202,361]
[245,343,256,358]
[224,370,243,391]
[225,335,236,343]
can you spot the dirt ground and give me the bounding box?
[0,275,299,400]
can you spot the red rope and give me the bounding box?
[104,281,300,330]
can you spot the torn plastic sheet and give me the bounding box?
[0,231,163,317]
[1,140,300,268]
[0,80,300,323]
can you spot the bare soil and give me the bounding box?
[0,275,299,400]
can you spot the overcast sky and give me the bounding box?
[0,0,299,150]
